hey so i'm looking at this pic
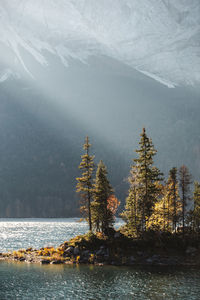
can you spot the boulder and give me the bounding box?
[82,250,90,257]
[64,246,74,256]
[114,232,121,239]
[59,242,68,251]
[74,247,79,256]
[26,248,33,252]
[96,249,103,256]
[19,257,25,262]
[41,259,50,264]
[51,260,63,264]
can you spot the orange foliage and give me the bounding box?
[107,195,120,215]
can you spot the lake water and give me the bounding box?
[0,218,200,299]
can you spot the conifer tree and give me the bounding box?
[92,160,115,234]
[133,128,162,232]
[147,183,168,231]
[76,136,95,231]
[179,165,192,237]
[121,166,140,237]
[193,181,200,234]
[167,167,180,232]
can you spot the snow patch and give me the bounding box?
[138,70,176,88]
[0,69,19,83]
[0,0,199,86]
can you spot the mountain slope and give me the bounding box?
[0,56,199,217]
[0,1,199,217]
[0,0,200,86]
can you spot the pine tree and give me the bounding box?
[121,165,140,237]
[179,165,192,237]
[192,181,200,234]
[92,160,116,234]
[76,136,95,231]
[133,128,163,232]
[147,183,168,231]
[167,167,180,232]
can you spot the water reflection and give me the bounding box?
[1,262,200,299]
[0,219,199,299]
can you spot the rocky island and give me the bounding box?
[1,230,200,267]
[1,129,200,268]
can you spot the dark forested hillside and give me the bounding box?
[0,57,199,217]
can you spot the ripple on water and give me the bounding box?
[0,219,200,299]
[0,218,124,251]
[0,262,200,300]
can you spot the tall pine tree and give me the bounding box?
[193,181,200,234]
[121,165,140,237]
[76,136,95,231]
[92,160,115,234]
[179,165,192,237]
[122,128,162,235]
[167,167,180,232]
[133,128,162,232]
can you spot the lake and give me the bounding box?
[0,218,200,299]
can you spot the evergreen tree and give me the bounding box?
[76,136,95,231]
[179,165,192,237]
[167,167,180,232]
[121,165,140,237]
[133,128,163,232]
[92,160,115,234]
[147,183,168,231]
[192,181,200,234]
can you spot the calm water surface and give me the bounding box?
[0,218,200,299]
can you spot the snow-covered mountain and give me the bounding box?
[0,0,200,87]
[0,1,200,217]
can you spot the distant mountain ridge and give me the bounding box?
[0,1,199,217]
[0,0,200,87]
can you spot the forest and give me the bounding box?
[76,128,200,239]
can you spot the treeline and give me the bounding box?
[76,129,200,238]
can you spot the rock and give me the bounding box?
[82,250,90,257]
[19,257,25,261]
[130,256,136,263]
[59,242,68,251]
[96,249,103,256]
[146,255,161,264]
[146,257,154,264]
[186,246,197,255]
[103,254,109,261]
[80,257,89,263]
[41,259,50,264]
[51,260,63,264]
[114,232,121,239]
[96,246,108,256]
[64,247,74,256]
[26,248,33,252]
[74,247,79,255]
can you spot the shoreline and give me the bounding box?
[1,232,200,267]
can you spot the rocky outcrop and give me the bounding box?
[0,232,200,267]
